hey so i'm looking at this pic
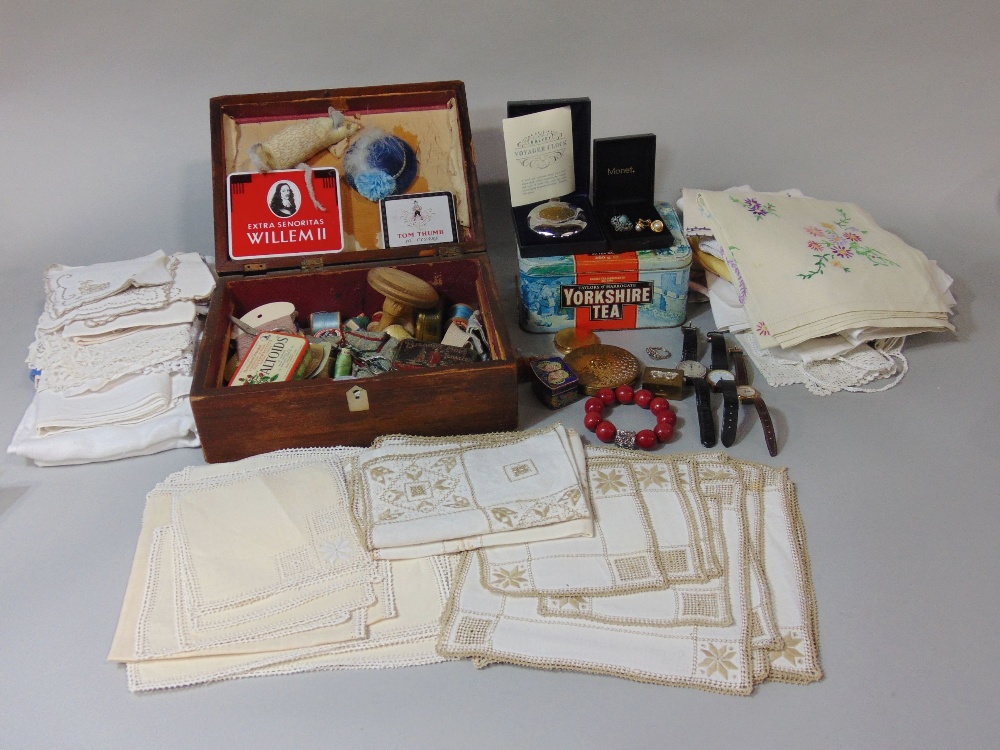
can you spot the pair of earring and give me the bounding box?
[635,218,665,233]
[610,214,665,233]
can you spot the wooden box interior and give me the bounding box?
[191,255,518,463]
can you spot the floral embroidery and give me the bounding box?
[591,469,629,496]
[491,507,517,527]
[756,321,770,336]
[726,248,748,304]
[492,566,528,589]
[798,208,900,279]
[317,538,353,565]
[731,195,778,220]
[771,634,805,666]
[633,464,668,489]
[699,643,739,679]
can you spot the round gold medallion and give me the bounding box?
[564,344,641,395]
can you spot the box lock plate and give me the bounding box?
[346,385,370,412]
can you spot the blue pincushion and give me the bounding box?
[343,128,419,202]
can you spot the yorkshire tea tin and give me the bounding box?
[518,202,691,333]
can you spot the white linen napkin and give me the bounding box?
[356,425,593,559]
[32,373,189,434]
[7,397,199,466]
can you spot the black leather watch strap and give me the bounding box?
[708,331,728,372]
[681,326,699,362]
[719,380,739,448]
[693,378,716,448]
[752,396,779,456]
[730,347,749,387]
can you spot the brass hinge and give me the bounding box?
[243,262,267,274]
[301,257,324,271]
[437,245,463,258]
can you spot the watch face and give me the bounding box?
[677,360,707,379]
[736,384,759,400]
[706,369,735,388]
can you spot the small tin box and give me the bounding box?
[642,366,685,401]
[518,202,691,333]
[529,357,581,409]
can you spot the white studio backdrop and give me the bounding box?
[1,1,997,275]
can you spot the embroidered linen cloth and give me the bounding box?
[109,453,384,661]
[43,250,172,320]
[111,447,458,692]
[693,190,953,348]
[36,252,215,333]
[10,252,214,465]
[355,425,593,560]
[478,452,726,598]
[438,451,822,695]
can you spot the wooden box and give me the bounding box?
[190,82,518,463]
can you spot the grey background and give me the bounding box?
[1,2,998,748]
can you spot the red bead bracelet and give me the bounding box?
[583,387,676,449]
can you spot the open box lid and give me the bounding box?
[210,81,486,276]
[505,97,592,198]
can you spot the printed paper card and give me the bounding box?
[227,169,344,260]
[502,107,575,207]
[380,192,458,248]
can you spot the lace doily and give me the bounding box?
[29,323,194,395]
[736,332,906,395]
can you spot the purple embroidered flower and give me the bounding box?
[830,244,853,259]
[805,226,825,237]
[731,195,778,220]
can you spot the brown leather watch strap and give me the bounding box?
[730,347,749,387]
[752,395,778,457]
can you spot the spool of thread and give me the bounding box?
[334,347,353,378]
[446,303,475,332]
[344,314,370,333]
[235,302,298,360]
[310,311,342,337]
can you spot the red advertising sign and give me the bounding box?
[227,168,344,260]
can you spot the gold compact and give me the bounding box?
[564,344,641,395]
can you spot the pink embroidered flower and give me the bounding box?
[807,240,823,252]
[843,230,863,242]
[805,226,824,237]
[756,321,770,336]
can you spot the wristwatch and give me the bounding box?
[676,325,707,382]
[677,326,715,448]
[730,346,779,457]
[705,331,739,448]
